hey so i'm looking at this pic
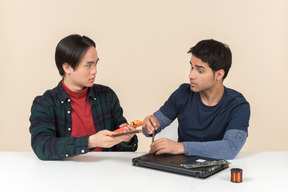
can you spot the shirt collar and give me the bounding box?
[56,81,70,104]
[56,80,97,103]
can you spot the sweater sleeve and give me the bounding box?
[183,129,247,160]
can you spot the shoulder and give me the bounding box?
[178,83,190,91]
[33,83,61,104]
[164,83,196,102]
[31,82,64,113]
[164,83,195,106]
[171,83,197,100]
[90,84,116,95]
[172,83,192,96]
[223,87,250,113]
[89,84,119,100]
[224,87,249,104]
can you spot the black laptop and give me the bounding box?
[132,153,229,179]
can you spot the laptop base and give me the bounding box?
[132,153,229,179]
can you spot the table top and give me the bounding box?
[1,151,287,192]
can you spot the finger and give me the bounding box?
[143,119,154,134]
[120,132,134,138]
[155,148,166,155]
[149,142,155,154]
[149,118,158,134]
[150,146,164,155]
[126,125,136,131]
[151,139,169,153]
[110,135,125,144]
[148,116,160,134]
[102,130,114,136]
[151,138,163,145]
[150,142,161,154]
[149,116,157,128]
[149,147,156,154]
[123,133,134,143]
[119,123,128,128]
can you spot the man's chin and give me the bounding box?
[190,86,199,92]
[86,82,94,87]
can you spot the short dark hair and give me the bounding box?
[55,34,96,76]
[187,39,232,80]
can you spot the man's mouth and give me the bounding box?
[190,81,197,86]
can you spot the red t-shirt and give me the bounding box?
[62,81,102,151]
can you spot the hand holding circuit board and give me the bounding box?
[110,120,143,137]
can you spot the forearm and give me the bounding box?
[31,133,90,160]
[183,129,247,160]
[142,110,173,137]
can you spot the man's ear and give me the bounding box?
[62,63,71,75]
[216,69,225,81]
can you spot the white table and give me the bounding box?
[0,152,287,192]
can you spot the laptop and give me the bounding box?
[132,153,229,178]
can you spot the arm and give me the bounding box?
[183,129,247,160]
[187,99,250,160]
[88,129,136,149]
[30,98,136,160]
[142,110,186,155]
[29,99,90,160]
[142,110,173,136]
[109,90,138,151]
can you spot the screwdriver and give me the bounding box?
[152,125,156,142]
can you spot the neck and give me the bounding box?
[199,84,225,106]
[63,77,84,92]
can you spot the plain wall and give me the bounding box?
[0,0,287,152]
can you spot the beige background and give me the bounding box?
[0,0,287,152]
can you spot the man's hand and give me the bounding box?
[88,129,132,149]
[119,123,137,144]
[150,138,187,155]
[143,115,160,134]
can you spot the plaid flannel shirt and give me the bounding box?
[29,81,138,160]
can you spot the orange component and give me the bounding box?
[112,120,143,134]
[129,120,144,128]
[113,126,127,134]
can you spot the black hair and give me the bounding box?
[187,39,232,80]
[55,34,96,76]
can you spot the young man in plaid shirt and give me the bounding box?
[29,34,138,160]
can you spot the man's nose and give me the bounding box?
[189,69,195,79]
[91,65,97,74]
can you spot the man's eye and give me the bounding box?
[86,64,92,68]
[199,69,204,73]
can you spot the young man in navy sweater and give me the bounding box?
[142,39,250,160]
